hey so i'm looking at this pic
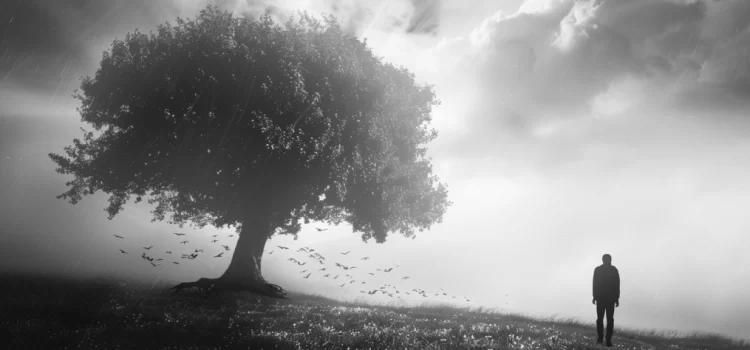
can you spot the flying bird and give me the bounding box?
[368,273,375,276]
[211,240,218,243]
[143,245,154,250]
[173,262,179,264]
[174,232,186,236]
[323,274,330,278]
[319,268,327,271]
[150,262,160,267]
[269,250,275,254]
[335,262,356,270]
[304,273,311,279]
[212,235,218,238]
[155,258,163,261]
[214,252,224,258]
[278,246,289,250]
[166,251,172,254]
[114,234,124,239]
[361,257,370,260]
[119,249,127,254]
[340,251,351,255]
[301,270,307,273]
[340,283,346,288]
[222,245,230,251]
[384,268,394,272]
[180,241,189,244]
[228,235,234,238]
[402,276,410,280]
[195,249,204,253]
[315,227,328,232]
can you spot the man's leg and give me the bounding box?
[605,302,615,347]
[596,302,605,344]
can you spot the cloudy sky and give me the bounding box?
[2,0,750,341]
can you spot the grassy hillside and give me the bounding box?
[1,273,748,349]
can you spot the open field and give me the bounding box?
[1,272,748,350]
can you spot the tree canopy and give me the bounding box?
[49,6,451,243]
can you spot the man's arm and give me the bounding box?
[593,267,599,300]
[615,267,620,301]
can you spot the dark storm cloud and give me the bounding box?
[0,1,228,96]
[0,0,443,103]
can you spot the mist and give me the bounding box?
[1,0,749,341]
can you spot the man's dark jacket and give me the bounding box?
[593,264,620,303]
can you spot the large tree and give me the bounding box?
[49,6,450,299]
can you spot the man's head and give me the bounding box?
[602,254,612,265]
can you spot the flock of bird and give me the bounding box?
[114,231,230,266]
[270,245,473,302]
[113,229,475,303]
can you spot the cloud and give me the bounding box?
[422,0,750,172]
[468,0,706,115]
[406,0,442,35]
[207,0,442,37]
[0,0,442,110]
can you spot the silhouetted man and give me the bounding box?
[593,254,620,347]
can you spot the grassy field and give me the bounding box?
[1,273,748,350]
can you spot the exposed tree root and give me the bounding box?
[169,277,287,299]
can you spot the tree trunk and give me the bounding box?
[170,211,287,299]
[220,216,269,283]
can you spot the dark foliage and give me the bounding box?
[49,6,451,243]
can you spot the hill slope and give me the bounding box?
[2,273,748,349]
